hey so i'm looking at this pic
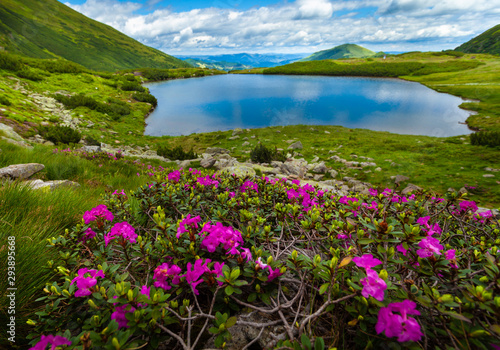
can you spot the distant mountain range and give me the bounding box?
[299,44,385,62]
[178,53,307,69]
[455,24,500,56]
[0,0,189,71]
[183,58,253,71]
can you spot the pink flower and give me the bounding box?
[445,249,458,268]
[376,300,422,342]
[241,180,258,193]
[184,259,210,295]
[360,269,387,301]
[352,254,382,270]
[111,303,136,328]
[267,266,284,281]
[460,200,478,213]
[168,170,181,183]
[80,228,96,242]
[176,214,202,238]
[369,188,378,196]
[200,222,243,253]
[211,262,225,286]
[197,175,219,187]
[83,204,114,224]
[256,257,268,269]
[140,285,151,298]
[240,248,253,262]
[71,268,105,297]
[396,244,408,257]
[154,263,182,290]
[112,189,126,196]
[417,236,443,258]
[30,334,72,350]
[105,222,137,246]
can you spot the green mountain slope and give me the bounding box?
[455,24,500,55]
[0,0,190,71]
[299,44,384,62]
[184,58,253,71]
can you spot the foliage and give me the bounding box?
[157,145,197,160]
[40,125,81,144]
[0,51,24,71]
[470,131,500,148]
[455,24,500,56]
[54,94,131,120]
[0,94,11,106]
[26,168,500,349]
[85,135,102,147]
[432,50,465,57]
[132,92,158,107]
[120,81,146,92]
[15,68,44,81]
[264,60,483,77]
[250,143,286,163]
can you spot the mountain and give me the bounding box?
[178,53,306,68]
[455,24,500,56]
[299,44,384,61]
[183,58,252,71]
[0,0,190,71]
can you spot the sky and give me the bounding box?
[61,0,500,56]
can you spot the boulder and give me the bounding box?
[80,145,101,153]
[228,136,240,140]
[205,147,230,155]
[0,163,45,180]
[200,158,216,168]
[0,123,25,142]
[402,183,422,195]
[178,160,191,169]
[287,141,303,150]
[394,175,410,183]
[220,165,256,177]
[232,128,244,136]
[329,169,338,178]
[27,179,80,191]
[312,161,328,174]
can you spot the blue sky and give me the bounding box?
[62,0,500,55]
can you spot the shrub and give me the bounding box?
[250,143,286,163]
[41,125,81,144]
[157,145,197,160]
[16,68,43,81]
[132,92,157,107]
[120,81,146,92]
[54,94,130,120]
[470,131,500,148]
[85,135,101,146]
[0,51,24,71]
[54,94,99,110]
[140,68,171,81]
[26,170,500,349]
[0,95,11,106]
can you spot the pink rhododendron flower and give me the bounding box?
[80,228,96,242]
[200,222,243,253]
[267,266,284,281]
[111,303,136,328]
[417,217,441,236]
[154,263,182,290]
[105,222,137,246]
[396,244,408,257]
[460,200,478,213]
[83,204,114,224]
[376,300,422,342]
[140,285,151,298]
[445,249,458,268]
[197,175,219,187]
[240,248,253,262]
[241,180,258,193]
[417,236,443,258]
[184,259,210,295]
[71,268,105,297]
[352,254,382,269]
[30,334,72,350]
[168,170,181,183]
[369,188,378,196]
[112,189,126,196]
[176,214,201,238]
[339,196,358,205]
[212,262,225,286]
[256,257,268,269]
[360,269,387,301]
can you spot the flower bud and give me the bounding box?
[127,289,134,302]
[291,250,298,260]
[379,269,388,281]
[470,330,490,338]
[267,256,273,265]
[112,337,120,349]
[62,289,71,298]
[183,299,190,307]
[441,294,453,303]
[115,283,123,295]
[88,299,98,309]
[26,319,37,326]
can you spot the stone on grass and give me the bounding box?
[394,175,410,184]
[232,128,244,136]
[220,165,256,178]
[402,183,422,195]
[287,141,303,150]
[205,147,229,155]
[0,163,45,180]
[200,158,216,168]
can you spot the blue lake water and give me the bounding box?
[144,74,472,137]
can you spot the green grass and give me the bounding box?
[455,24,500,55]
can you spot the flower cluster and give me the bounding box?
[104,221,137,246]
[83,204,114,224]
[176,214,201,238]
[70,268,105,297]
[352,254,387,301]
[376,300,423,342]
[30,334,71,350]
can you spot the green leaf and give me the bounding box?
[319,283,330,295]
[301,334,312,350]
[230,268,241,280]
[209,327,219,334]
[314,337,325,350]
[225,285,234,296]
[226,316,237,329]
[358,239,374,245]
[441,310,471,323]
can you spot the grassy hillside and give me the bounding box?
[184,58,253,71]
[299,43,384,61]
[0,0,191,71]
[456,24,500,56]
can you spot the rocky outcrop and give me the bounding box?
[26,179,80,191]
[0,123,32,148]
[287,141,303,150]
[0,163,44,180]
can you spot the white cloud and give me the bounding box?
[64,0,500,54]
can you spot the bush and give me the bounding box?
[41,125,81,144]
[16,68,43,81]
[132,92,157,107]
[0,51,24,71]
[85,135,101,146]
[54,94,99,110]
[120,81,146,92]
[0,95,11,106]
[157,145,197,160]
[26,170,500,349]
[250,143,286,163]
[470,131,500,148]
[54,94,130,120]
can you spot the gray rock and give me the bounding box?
[0,163,45,180]
[483,174,495,178]
[375,167,382,172]
[242,141,250,147]
[80,145,101,153]
[200,158,216,168]
[325,130,330,134]
[329,169,338,178]
[313,174,324,181]
[228,136,240,140]
[28,180,80,191]
[0,136,32,148]
[287,141,303,150]
[402,183,422,195]
[312,161,328,174]
[232,128,244,136]
[205,147,230,155]
[220,165,256,177]
[352,184,369,195]
[394,175,410,183]
[311,156,319,163]
[178,160,191,169]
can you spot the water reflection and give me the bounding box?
[144,75,472,137]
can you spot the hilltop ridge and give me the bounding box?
[299,43,384,62]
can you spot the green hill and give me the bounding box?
[184,58,253,71]
[0,0,190,71]
[299,44,384,62]
[455,24,500,56]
